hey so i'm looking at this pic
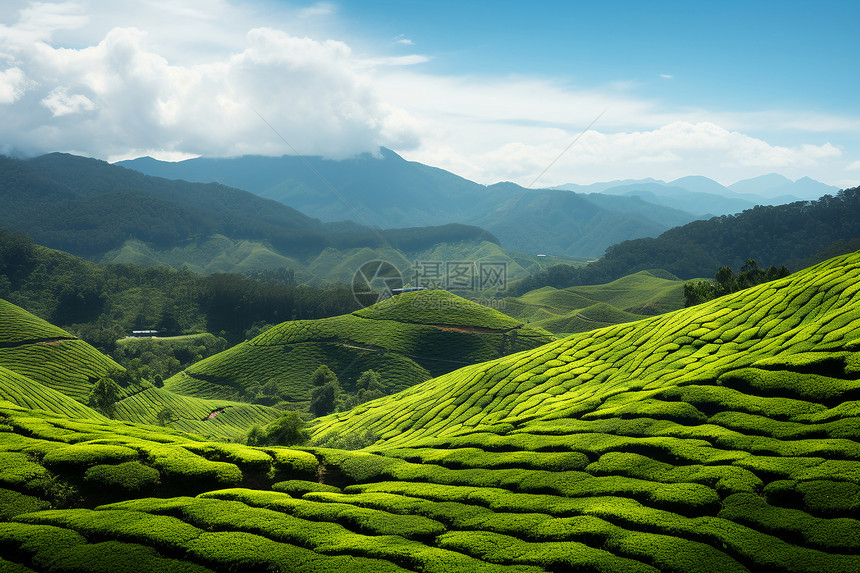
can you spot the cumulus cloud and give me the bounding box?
[370,70,852,186]
[41,86,95,116]
[0,0,854,188]
[0,3,422,159]
[0,67,28,103]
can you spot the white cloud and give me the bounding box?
[0,0,855,189]
[846,160,860,171]
[41,85,95,115]
[0,7,422,159]
[0,1,88,46]
[0,67,27,103]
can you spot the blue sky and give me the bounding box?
[0,0,857,187]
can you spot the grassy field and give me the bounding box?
[0,251,859,571]
[503,270,690,335]
[166,290,556,406]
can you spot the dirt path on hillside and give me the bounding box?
[0,337,76,349]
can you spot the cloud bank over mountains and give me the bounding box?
[0,2,421,161]
[0,1,856,188]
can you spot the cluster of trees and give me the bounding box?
[241,365,390,446]
[510,187,860,294]
[684,260,790,306]
[246,410,309,447]
[111,334,229,381]
[308,365,387,417]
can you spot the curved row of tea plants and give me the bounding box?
[166,290,555,405]
[1,251,859,571]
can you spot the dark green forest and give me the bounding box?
[683,259,790,306]
[511,186,860,294]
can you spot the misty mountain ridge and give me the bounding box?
[120,150,837,257]
[118,149,701,258]
[555,172,837,200]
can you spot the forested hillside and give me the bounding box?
[512,186,860,293]
[119,151,702,258]
[0,154,497,263]
[0,228,357,346]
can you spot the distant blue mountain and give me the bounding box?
[553,173,838,217]
[118,150,702,258]
[728,173,838,200]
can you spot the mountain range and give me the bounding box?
[553,173,838,218]
[118,148,830,259]
[0,153,567,284]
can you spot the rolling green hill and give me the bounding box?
[0,298,279,441]
[0,252,859,571]
[166,290,556,408]
[503,270,688,335]
[0,299,121,403]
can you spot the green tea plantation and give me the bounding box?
[1,251,859,571]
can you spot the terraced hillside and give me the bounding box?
[0,298,279,441]
[303,250,860,571]
[0,252,858,572]
[0,299,120,403]
[166,290,555,407]
[503,270,688,335]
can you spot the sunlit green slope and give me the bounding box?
[0,298,278,440]
[166,290,555,405]
[0,299,120,403]
[1,253,859,572]
[314,252,860,443]
[503,270,688,335]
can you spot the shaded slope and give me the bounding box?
[0,366,106,421]
[0,154,498,278]
[166,290,555,405]
[118,151,701,259]
[512,186,860,293]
